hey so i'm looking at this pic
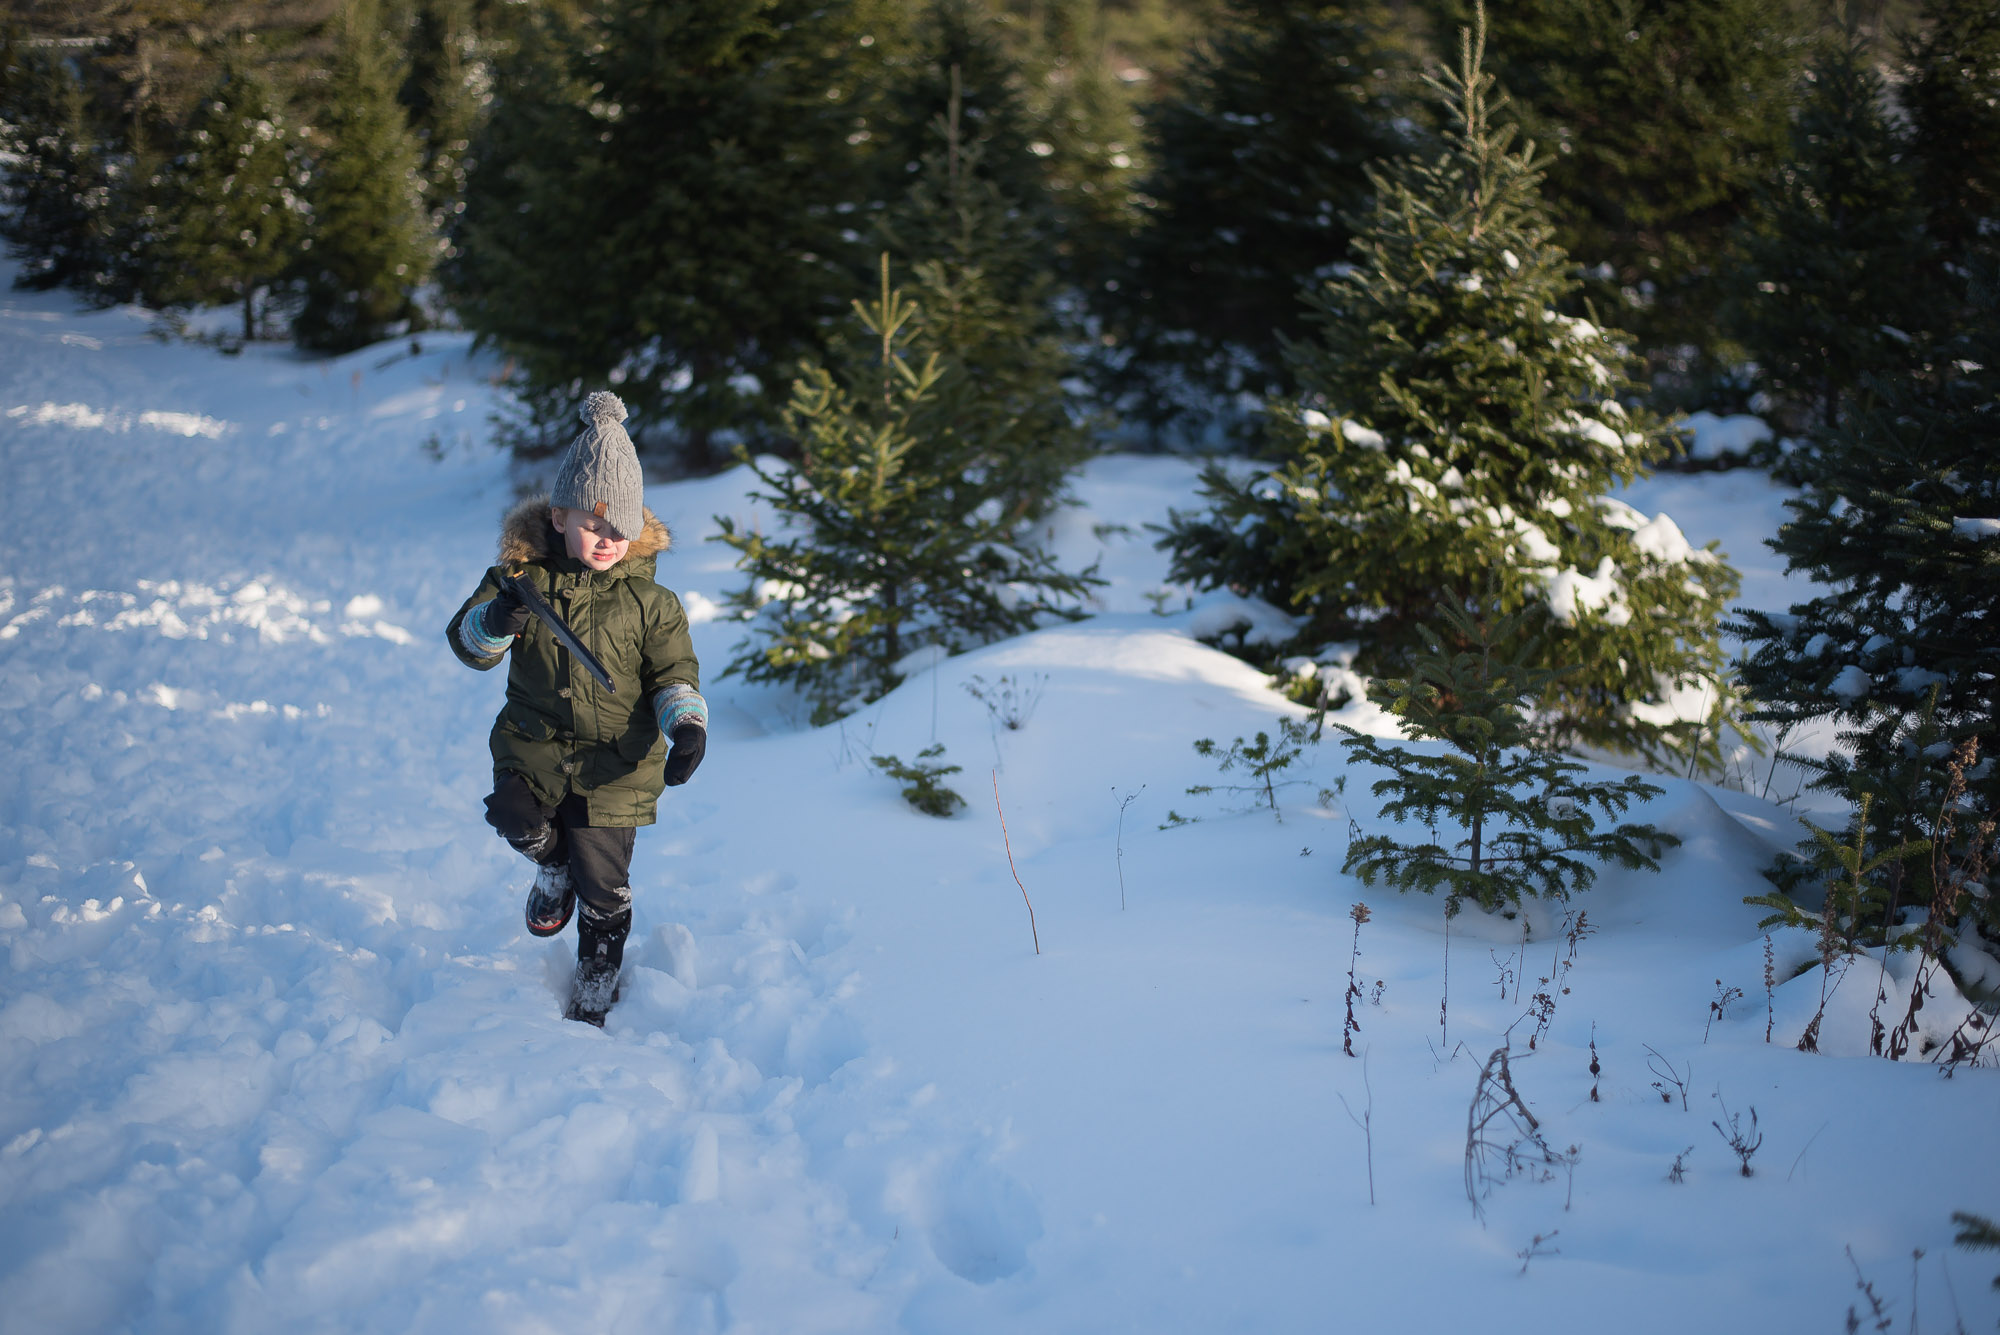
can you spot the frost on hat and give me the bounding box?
[551,390,644,542]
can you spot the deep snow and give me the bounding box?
[2,271,1996,1335]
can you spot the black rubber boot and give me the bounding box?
[524,861,576,937]
[565,898,630,1027]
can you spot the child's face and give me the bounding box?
[551,507,631,570]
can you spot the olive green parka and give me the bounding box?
[447,495,700,826]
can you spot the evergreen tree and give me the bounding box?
[448,0,897,466]
[1163,14,1739,762]
[1338,604,1677,915]
[872,0,1047,218]
[1899,0,2000,320]
[1103,0,1416,436]
[716,257,1098,719]
[880,75,1091,523]
[150,55,309,341]
[295,13,435,352]
[1724,22,1933,441]
[1019,0,1144,295]
[1458,0,1801,403]
[397,0,483,223]
[0,46,116,295]
[1731,259,2000,937]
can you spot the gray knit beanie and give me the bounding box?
[551,391,645,541]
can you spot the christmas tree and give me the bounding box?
[1163,10,1738,764]
[150,55,309,341]
[0,46,115,295]
[1338,603,1676,915]
[294,13,435,351]
[1463,0,1800,404]
[1899,0,2000,327]
[1104,0,1416,437]
[1723,21,1932,442]
[1731,257,2000,939]
[880,70,1090,524]
[716,256,1098,719]
[448,0,893,465]
[396,0,483,224]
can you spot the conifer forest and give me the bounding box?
[3,0,1999,1327]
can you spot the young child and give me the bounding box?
[446,391,707,1024]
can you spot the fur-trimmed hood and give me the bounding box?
[498,493,671,571]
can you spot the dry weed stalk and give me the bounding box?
[1463,1046,1556,1221]
[1343,904,1371,1056]
[1336,1048,1377,1206]
[1763,935,1776,1043]
[993,770,1040,955]
[1704,979,1745,1044]
[1525,910,1592,1050]
[1893,738,1992,1060]
[1645,1044,1690,1109]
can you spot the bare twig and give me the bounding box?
[1336,1048,1376,1206]
[1517,1229,1560,1275]
[993,770,1040,955]
[1787,1119,1831,1182]
[1644,1044,1690,1110]
[1464,1046,1553,1221]
[1763,935,1776,1044]
[1113,785,1143,911]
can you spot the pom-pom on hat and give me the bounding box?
[551,391,645,542]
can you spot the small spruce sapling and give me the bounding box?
[1189,716,1315,821]
[1951,1212,2000,1298]
[1338,604,1678,917]
[873,745,966,817]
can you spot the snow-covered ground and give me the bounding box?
[3,270,1996,1335]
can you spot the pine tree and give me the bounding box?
[1460,0,1801,403]
[1163,12,1739,763]
[1723,21,1933,442]
[1018,0,1143,295]
[295,14,435,351]
[872,0,1047,218]
[1338,603,1677,915]
[0,46,116,295]
[881,71,1090,523]
[716,257,1098,719]
[1103,0,1416,435]
[150,55,309,341]
[397,0,482,223]
[448,0,896,466]
[1731,259,2000,937]
[1899,0,2000,324]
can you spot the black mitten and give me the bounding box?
[664,724,706,786]
[484,579,531,639]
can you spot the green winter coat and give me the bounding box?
[447,495,700,826]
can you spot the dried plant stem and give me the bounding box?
[1337,1048,1376,1206]
[1763,935,1776,1043]
[994,770,1040,955]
